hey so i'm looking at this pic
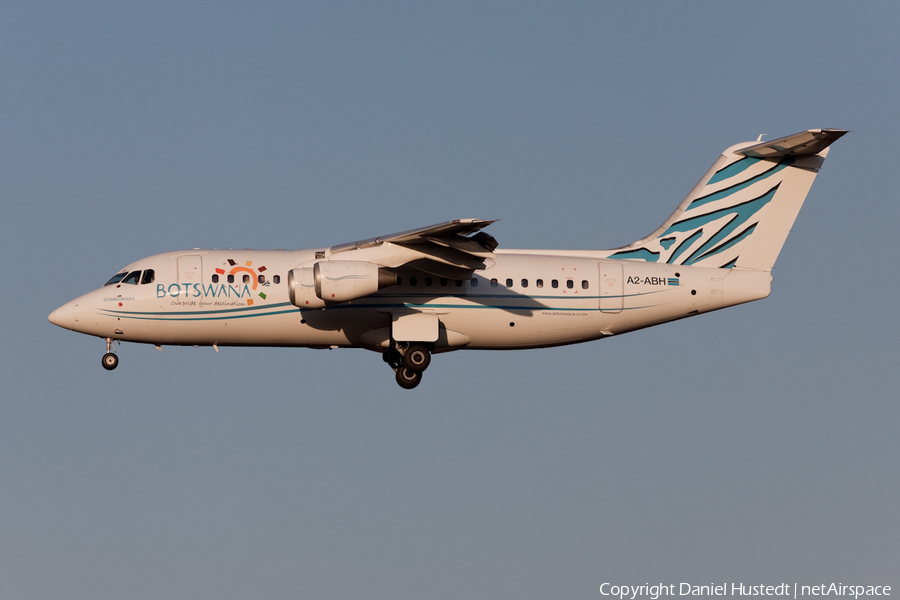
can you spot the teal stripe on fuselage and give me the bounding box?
[110,308,301,322]
[377,293,597,301]
[102,301,294,317]
[107,296,674,321]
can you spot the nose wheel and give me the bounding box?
[101,337,119,371]
[102,352,119,370]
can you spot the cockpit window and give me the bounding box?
[141,269,155,284]
[105,271,129,286]
[122,271,142,285]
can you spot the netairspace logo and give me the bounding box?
[599,583,891,600]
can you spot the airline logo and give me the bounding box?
[157,258,271,306]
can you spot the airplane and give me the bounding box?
[49,129,846,389]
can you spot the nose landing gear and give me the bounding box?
[383,343,431,389]
[101,337,119,371]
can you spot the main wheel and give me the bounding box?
[395,366,422,389]
[101,352,119,371]
[403,345,431,372]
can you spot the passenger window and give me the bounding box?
[243,274,250,284]
[490,278,498,287]
[141,270,155,284]
[227,274,235,284]
[212,274,219,283]
[440,278,448,287]
[521,279,528,288]
[425,277,432,286]
[410,277,418,286]
[273,275,280,284]
[506,278,513,287]
[567,280,574,289]
[455,280,463,287]
[552,279,559,289]
[471,278,478,287]
[536,279,543,288]
[397,276,403,286]
[582,280,589,289]
[122,271,141,285]
[104,271,128,286]
[258,274,266,284]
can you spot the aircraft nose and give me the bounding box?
[48,301,80,330]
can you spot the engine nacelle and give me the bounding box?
[288,261,397,308]
[316,261,397,301]
[288,266,326,309]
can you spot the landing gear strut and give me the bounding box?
[102,337,118,371]
[384,342,431,389]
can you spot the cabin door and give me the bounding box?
[177,255,203,285]
[599,262,623,313]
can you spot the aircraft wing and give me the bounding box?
[330,219,497,254]
[329,219,499,279]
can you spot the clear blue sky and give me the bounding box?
[2,2,898,598]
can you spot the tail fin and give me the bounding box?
[603,129,847,270]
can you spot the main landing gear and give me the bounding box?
[383,343,431,389]
[101,337,119,371]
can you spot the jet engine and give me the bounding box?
[288,261,397,308]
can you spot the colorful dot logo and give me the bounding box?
[215,259,269,306]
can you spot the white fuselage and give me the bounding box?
[49,248,771,352]
[47,129,845,388]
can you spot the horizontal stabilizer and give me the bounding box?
[737,129,848,159]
